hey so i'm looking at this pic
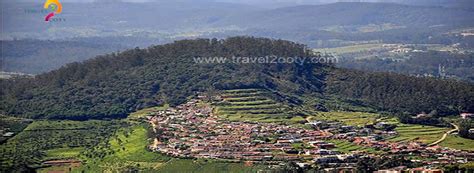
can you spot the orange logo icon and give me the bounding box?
[44,0,62,21]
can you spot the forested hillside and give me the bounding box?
[1,37,472,120]
[325,68,474,115]
[0,37,322,119]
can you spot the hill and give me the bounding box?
[218,2,474,31]
[0,37,321,119]
[3,1,473,41]
[1,37,473,120]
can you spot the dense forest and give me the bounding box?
[325,68,474,115]
[1,37,473,120]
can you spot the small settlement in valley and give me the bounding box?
[146,95,474,170]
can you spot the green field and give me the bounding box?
[308,111,380,126]
[216,89,302,123]
[388,124,449,144]
[328,140,381,154]
[45,147,84,160]
[439,135,474,151]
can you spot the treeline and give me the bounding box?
[325,68,474,116]
[459,119,474,139]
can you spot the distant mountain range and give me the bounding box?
[228,2,474,31]
[2,1,473,39]
[217,0,474,9]
[2,1,473,74]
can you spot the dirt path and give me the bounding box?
[428,123,459,146]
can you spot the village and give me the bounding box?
[146,96,474,172]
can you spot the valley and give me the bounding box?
[2,87,472,172]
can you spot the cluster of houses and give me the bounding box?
[147,99,349,162]
[145,96,473,170]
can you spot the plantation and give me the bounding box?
[73,124,170,172]
[0,120,127,172]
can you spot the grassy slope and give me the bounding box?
[439,135,474,151]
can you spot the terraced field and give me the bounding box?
[216,89,300,123]
[388,124,450,144]
[372,117,451,144]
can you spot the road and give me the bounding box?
[428,123,459,146]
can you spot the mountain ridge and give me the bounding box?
[1,37,472,120]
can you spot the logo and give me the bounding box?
[43,0,62,22]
